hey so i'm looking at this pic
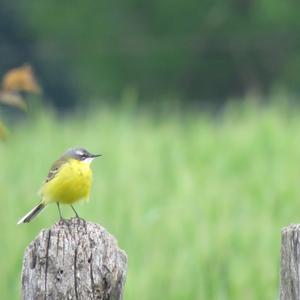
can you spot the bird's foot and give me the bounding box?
[58,217,67,225]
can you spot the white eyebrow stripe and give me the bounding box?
[75,150,84,156]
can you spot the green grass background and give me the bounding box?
[1,99,299,299]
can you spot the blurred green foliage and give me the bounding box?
[1,98,300,299]
[1,1,300,106]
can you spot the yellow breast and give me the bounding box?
[41,159,93,204]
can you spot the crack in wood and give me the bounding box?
[44,229,51,300]
[74,247,79,300]
[89,253,95,298]
[56,231,60,257]
[85,223,96,298]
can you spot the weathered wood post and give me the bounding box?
[280,224,300,300]
[21,218,127,299]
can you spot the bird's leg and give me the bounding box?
[71,205,79,218]
[57,202,65,223]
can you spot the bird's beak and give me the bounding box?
[90,154,102,158]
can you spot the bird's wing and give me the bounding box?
[45,157,67,183]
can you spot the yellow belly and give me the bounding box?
[40,159,93,205]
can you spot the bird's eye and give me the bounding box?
[81,154,87,159]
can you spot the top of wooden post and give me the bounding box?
[21,218,127,300]
[282,224,300,234]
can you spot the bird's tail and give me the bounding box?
[17,202,46,224]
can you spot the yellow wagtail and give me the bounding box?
[17,147,101,224]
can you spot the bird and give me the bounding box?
[17,147,101,224]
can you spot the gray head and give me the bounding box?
[65,147,101,163]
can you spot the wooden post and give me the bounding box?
[280,224,300,300]
[21,218,127,300]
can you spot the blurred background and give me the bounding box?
[1,1,300,299]
[2,0,300,107]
